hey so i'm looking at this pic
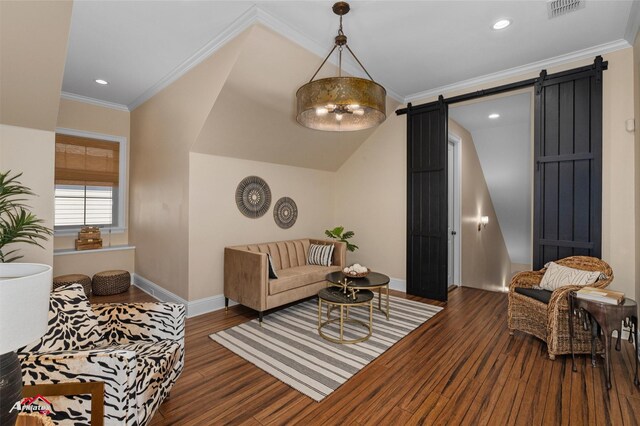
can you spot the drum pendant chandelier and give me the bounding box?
[296,2,386,132]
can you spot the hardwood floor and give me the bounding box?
[92,286,640,425]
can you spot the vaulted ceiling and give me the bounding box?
[62,1,639,110]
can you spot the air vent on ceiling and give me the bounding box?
[547,0,585,19]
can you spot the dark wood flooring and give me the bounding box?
[92,286,640,425]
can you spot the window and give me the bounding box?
[54,131,126,232]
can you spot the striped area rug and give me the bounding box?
[210,295,443,401]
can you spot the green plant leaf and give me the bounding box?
[0,171,52,262]
[342,230,354,240]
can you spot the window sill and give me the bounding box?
[54,227,126,237]
[54,245,135,256]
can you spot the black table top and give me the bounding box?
[325,271,390,288]
[318,287,374,305]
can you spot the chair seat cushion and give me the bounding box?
[106,340,181,425]
[514,287,553,304]
[269,265,341,295]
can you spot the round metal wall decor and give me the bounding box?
[273,197,298,229]
[236,176,271,218]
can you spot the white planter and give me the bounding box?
[0,263,52,354]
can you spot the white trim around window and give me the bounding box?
[54,127,128,236]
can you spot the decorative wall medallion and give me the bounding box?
[274,197,298,229]
[236,176,271,218]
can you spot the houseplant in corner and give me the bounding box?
[325,226,358,252]
[0,170,52,262]
[0,170,53,426]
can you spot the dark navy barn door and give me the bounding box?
[533,57,606,269]
[406,98,448,301]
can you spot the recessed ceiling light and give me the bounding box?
[488,113,500,119]
[95,79,108,85]
[492,19,511,30]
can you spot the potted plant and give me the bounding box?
[0,170,52,262]
[0,171,53,425]
[325,226,358,252]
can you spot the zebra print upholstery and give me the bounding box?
[18,284,185,426]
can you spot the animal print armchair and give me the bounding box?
[18,284,185,426]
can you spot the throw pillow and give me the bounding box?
[539,261,602,291]
[307,243,334,267]
[17,283,104,354]
[267,254,278,279]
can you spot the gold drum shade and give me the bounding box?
[296,77,386,131]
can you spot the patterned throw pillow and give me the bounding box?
[267,254,278,279]
[539,262,603,291]
[18,283,104,354]
[307,243,334,267]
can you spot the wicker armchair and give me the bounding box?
[507,256,613,359]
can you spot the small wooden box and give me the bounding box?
[78,231,101,239]
[78,226,101,240]
[75,238,103,251]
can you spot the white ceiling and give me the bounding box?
[62,1,639,110]
[450,92,533,264]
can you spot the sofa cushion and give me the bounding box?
[267,254,278,279]
[246,239,310,270]
[514,287,553,304]
[106,339,181,426]
[18,283,103,354]
[269,265,341,295]
[307,243,334,266]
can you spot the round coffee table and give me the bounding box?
[326,271,391,319]
[317,287,373,344]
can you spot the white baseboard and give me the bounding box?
[133,273,405,318]
[389,277,406,293]
[132,273,236,318]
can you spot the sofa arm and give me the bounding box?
[93,302,186,345]
[310,239,347,267]
[224,247,268,311]
[19,348,138,425]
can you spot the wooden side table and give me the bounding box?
[568,292,638,389]
[22,381,104,426]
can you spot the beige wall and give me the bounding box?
[634,33,640,330]
[54,248,134,278]
[333,103,406,279]
[188,153,336,300]
[0,1,72,131]
[409,48,636,299]
[450,119,512,291]
[0,125,55,265]
[130,30,248,300]
[54,98,131,250]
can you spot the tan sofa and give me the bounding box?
[224,238,346,322]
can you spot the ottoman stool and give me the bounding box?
[92,270,131,296]
[53,274,92,297]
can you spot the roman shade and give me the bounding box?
[55,134,119,186]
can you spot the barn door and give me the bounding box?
[406,98,448,301]
[533,56,606,269]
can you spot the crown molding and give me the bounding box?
[403,38,632,104]
[126,4,403,110]
[60,92,129,112]
[127,6,259,110]
[624,0,640,44]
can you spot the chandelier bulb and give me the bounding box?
[336,113,343,121]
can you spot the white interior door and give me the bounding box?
[447,142,454,287]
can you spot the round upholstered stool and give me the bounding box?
[92,270,131,296]
[53,274,92,297]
